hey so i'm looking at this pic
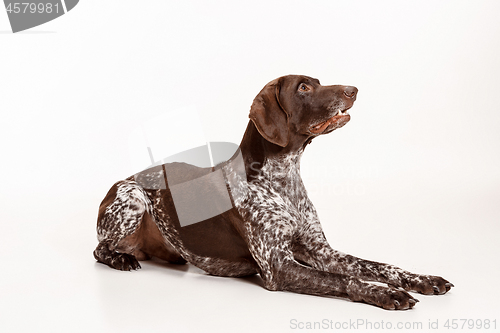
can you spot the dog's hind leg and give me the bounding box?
[93,180,149,271]
[94,180,185,270]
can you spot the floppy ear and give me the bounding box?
[249,78,289,147]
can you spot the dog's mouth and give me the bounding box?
[309,108,351,135]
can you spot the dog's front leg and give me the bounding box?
[244,220,418,310]
[295,219,453,296]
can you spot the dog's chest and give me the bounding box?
[234,153,313,227]
[261,160,306,207]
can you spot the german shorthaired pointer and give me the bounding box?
[94,75,453,310]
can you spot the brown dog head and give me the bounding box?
[249,75,357,148]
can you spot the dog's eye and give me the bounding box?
[299,83,310,92]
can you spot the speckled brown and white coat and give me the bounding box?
[94,75,453,310]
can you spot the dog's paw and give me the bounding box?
[405,275,454,295]
[376,288,419,310]
[349,281,419,310]
[110,253,141,271]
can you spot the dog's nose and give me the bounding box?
[343,86,358,100]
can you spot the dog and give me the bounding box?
[94,75,453,310]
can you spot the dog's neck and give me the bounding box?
[239,121,308,181]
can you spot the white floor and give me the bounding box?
[1,176,499,333]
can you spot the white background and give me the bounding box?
[1,1,499,332]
